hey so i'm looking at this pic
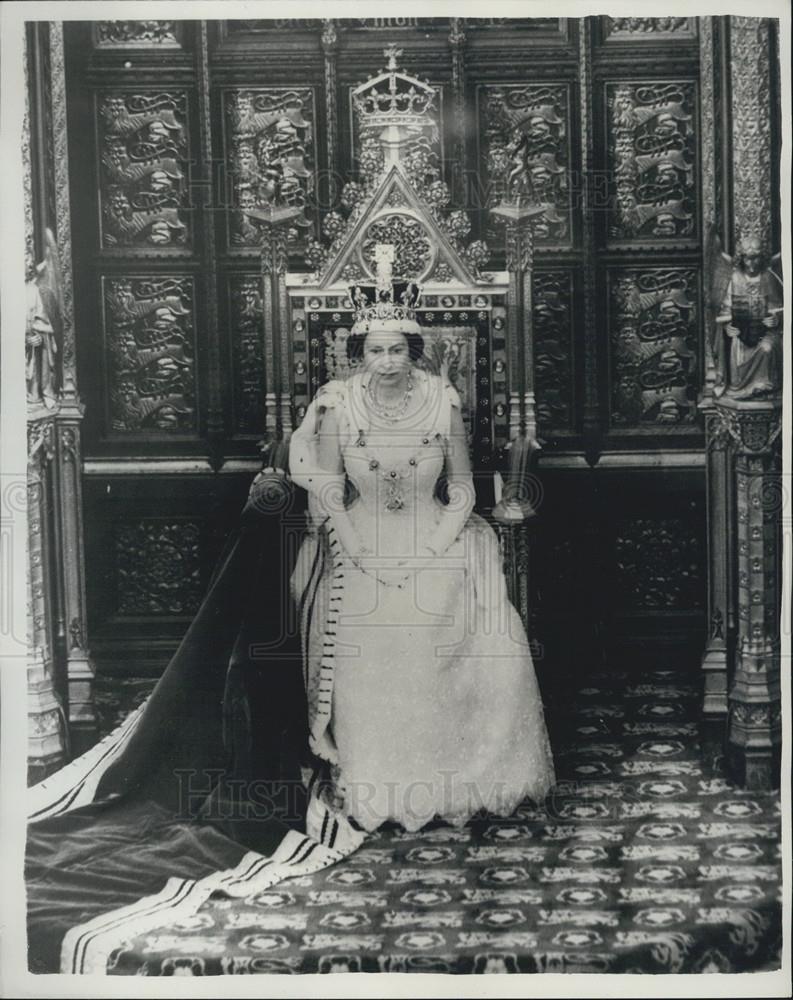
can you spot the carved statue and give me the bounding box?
[709,232,783,400]
[26,229,63,409]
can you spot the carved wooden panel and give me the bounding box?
[613,515,705,611]
[478,84,571,248]
[602,17,697,41]
[94,21,183,48]
[114,520,202,615]
[102,276,197,433]
[222,88,316,252]
[608,267,700,428]
[606,81,698,246]
[97,91,191,251]
[533,270,574,432]
[228,274,266,435]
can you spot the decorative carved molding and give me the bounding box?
[603,17,696,39]
[321,20,339,174]
[607,81,697,243]
[198,24,223,453]
[103,276,196,432]
[98,91,190,250]
[230,275,266,434]
[699,17,719,403]
[480,84,571,246]
[115,521,203,616]
[609,267,699,427]
[49,23,77,391]
[94,21,181,47]
[717,400,783,454]
[730,17,772,246]
[578,20,599,462]
[224,88,315,250]
[448,18,467,204]
[22,30,35,280]
[533,271,573,431]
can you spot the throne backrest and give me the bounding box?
[287,286,511,481]
[320,322,476,438]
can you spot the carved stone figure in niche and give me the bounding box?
[26,229,62,410]
[710,233,783,400]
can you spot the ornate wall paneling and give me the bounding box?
[477,82,574,253]
[99,274,198,435]
[532,269,576,436]
[82,472,248,680]
[590,16,704,459]
[605,264,701,430]
[218,86,318,257]
[208,22,327,452]
[604,472,707,655]
[65,23,210,461]
[53,19,734,732]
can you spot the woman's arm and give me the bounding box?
[315,406,369,561]
[425,400,475,557]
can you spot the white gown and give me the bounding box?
[290,369,555,833]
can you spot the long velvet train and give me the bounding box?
[25,477,320,973]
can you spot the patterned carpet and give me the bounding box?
[104,667,782,975]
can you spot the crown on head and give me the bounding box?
[349,243,422,335]
[352,45,436,134]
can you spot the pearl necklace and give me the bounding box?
[365,370,414,423]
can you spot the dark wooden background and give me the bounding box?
[60,17,712,732]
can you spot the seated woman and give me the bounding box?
[289,287,556,833]
[25,284,554,974]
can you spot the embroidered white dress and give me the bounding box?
[290,370,555,833]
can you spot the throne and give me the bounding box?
[251,48,543,628]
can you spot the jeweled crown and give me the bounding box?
[349,243,422,335]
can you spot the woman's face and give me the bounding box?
[362,330,410,382]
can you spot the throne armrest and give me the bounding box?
[240,439,296,525]
[492,432,542,524]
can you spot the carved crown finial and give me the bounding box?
[384,45,403,72]
[352,48,435,136]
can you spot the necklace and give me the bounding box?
[365,370,414,423]
[357,431,440,512]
